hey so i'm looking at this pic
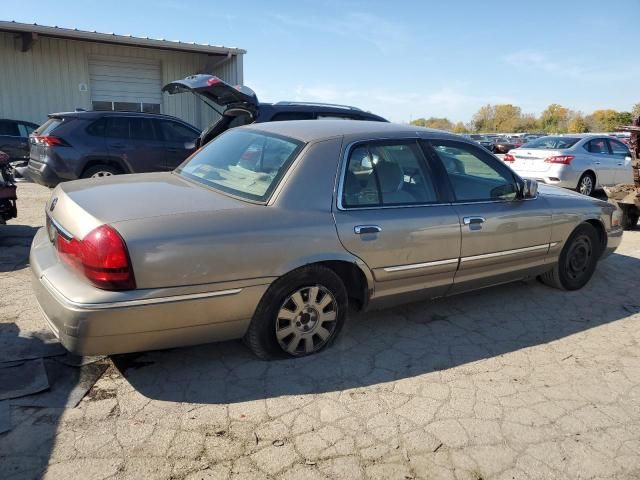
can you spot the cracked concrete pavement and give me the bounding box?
[1,182,640,479]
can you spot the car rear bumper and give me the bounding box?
[602,225,623,259]
[23,160,65,187]
[30,227,270,356]
[512,167,579,190]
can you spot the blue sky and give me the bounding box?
[4,0,639,122]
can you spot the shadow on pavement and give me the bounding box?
[114,250,640,405]
[0,225,39,272]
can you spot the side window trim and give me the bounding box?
[337,138,447,210]
[423,138,523,204]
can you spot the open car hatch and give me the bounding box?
[162,74,258,110]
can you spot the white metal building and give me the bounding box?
[0,21,245,130]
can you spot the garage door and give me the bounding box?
[89,56,162,113]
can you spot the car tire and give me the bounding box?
[539,223,600,291]
[81,164,120,179]
[621,206,639,230]
[576,172,596,196]
[244,265,348,360]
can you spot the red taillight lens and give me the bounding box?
[56,224,135,290]
[544,155,574,165]
[35,135,70,147]
[206,76,222,86]
[503,153,515,162]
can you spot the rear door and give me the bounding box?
[425,139,552,294]
[105,116,165,173]
[156,119,200,170]
[333,139,461,302]
[0,120,27,161]
[584,138,616,185]
[608,138,634,184]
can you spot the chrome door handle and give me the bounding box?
[463,216,485,225]
[354,225,382,234]
[594,161,601,165]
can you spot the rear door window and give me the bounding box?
[159,120,198,142]
[586,139,610,154]
[342,141,439,208]
[0,120,19,136]
[17,123,36,138]
[130,118,157,141]
[105,117,130,139]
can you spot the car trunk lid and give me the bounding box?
[162,74,258,113]
[511,149,564,172]
[45,172,249,240]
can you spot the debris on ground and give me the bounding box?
[0,358,49,400]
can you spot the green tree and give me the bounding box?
[493,104,522,132]
[514,114,539,133]
[617,111,633,127]
[410,117,454,131]
[567,114,589,133]
[472,104,497,132]
[587,109,627,131]
[632,103,640,119]
[452,121,469,134]
[540,104,570,133]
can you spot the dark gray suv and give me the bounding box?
[23,111,200,187]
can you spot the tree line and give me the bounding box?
[410,102,640,134]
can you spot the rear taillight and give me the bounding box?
[544,155,574,165]
[503,153,515,162]
[34,135,70,147]
[56,224,135,290]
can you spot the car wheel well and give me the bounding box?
[580,170,596,184]
[584,219,606,257]
[313,260,369,311]
[81,159,126,177]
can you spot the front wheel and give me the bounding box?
[244,265,348,360]
[539,223,600,291]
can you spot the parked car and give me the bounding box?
[0,118,39,178]
[20,111,201,187]
[503,135,633,196]
[162,74,388,147]
[490,137,518,154]
[32,121,622,359]
[0,150,17,223]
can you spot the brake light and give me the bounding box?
[56,224,135,290]
[35,135,70,147]
[503,153,515,162]
[206,76,222,86]
[544,155,574,165]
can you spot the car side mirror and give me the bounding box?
[522,178,538,199]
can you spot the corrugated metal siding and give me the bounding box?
[0,32,242,130]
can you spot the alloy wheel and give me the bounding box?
[91,171,114,178]
[275,285,338,356]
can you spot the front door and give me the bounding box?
[424,139,552,294]
[608,138,634,185]
[585,138,616,186]
[156,119,199,170]
[333,139,461,303]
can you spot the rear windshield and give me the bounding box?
[177,129,304,202]
[522,136,580,149]
[33,118,63,136]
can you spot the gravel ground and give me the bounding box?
[1,182,640,480]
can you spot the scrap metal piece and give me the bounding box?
[10,359,108,409]
[0,358,49,401]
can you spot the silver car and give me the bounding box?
[30,121,623,359]
[504,135,633,196]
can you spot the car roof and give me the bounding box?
[257,103,387,121]
[48,110,191,122]
[243,120,450,143]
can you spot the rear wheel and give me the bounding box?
[82,164,120,179]
[244,265,348,360]
[577,172,595,196]
[539,223,599,290]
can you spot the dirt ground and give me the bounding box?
[1,182,640,480]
